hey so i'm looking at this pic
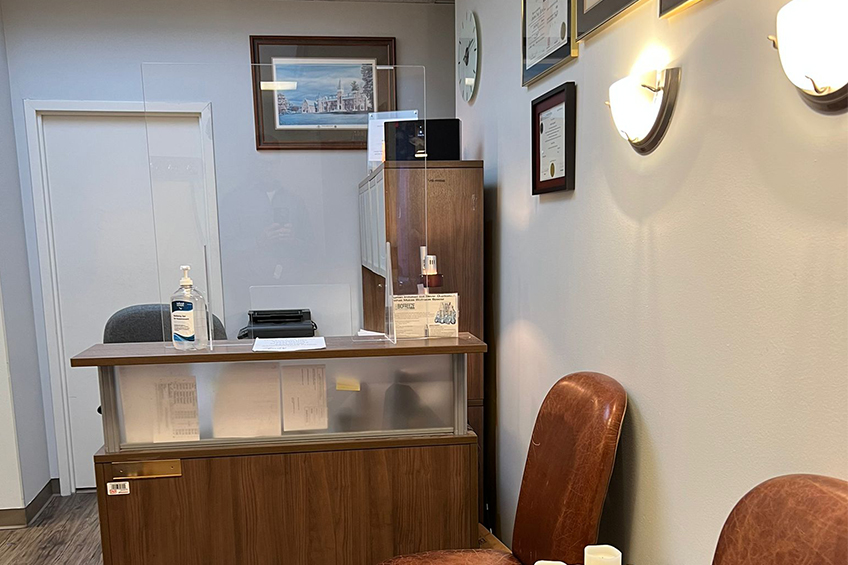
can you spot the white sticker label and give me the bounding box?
[107,481,130,496]
[171,301,195,341]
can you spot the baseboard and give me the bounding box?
[0,478,59,529]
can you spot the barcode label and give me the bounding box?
[107,481,130,496]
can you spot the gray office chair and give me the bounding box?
[103,303,227,343]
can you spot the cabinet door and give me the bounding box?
[365,183,374,270]
[96,444,477,565]
[359,190,368,265]
[468,406,485,520]
[369,178,380,273]
[376,175,387,275]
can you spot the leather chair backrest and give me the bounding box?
[713,474,848,565]
[512,372,627,565]
[104,303,227,343]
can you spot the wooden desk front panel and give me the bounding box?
[96,443,477,565]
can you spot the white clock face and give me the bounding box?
[458,11,478,103]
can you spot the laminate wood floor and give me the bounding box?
[0,493,102,565]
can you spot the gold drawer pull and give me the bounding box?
[111,459,181,480]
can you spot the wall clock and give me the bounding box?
[457,11,479,102]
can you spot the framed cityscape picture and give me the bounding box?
[522,0,579,86]
[532,82,576,195]
[577,0,643,40]
[250,36,396,150]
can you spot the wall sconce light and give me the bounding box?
[769,0,847,112]
[607,67,681,155]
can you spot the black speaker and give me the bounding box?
[384,118,461,161]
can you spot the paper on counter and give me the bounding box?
[357,329,385,337]
[153,377,200,443]
[212,364,281,438]
[282,365,328,431]
[252,337,326,352]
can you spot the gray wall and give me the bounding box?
[0,2,52,506]
[1,0,455,481]
[2,0,454,328]
[456,0,848,563]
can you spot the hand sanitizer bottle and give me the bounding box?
[170,265,209,351]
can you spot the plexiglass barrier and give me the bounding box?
[140,63,429,348]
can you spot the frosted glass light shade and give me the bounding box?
[607,67,681,155]
[608,73,664,143]
[776,0,848,95]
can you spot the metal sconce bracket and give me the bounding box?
[630,67,682,155]
[768,36,848,113]
[800,84,848,113]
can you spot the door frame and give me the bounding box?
[23,100,224,494]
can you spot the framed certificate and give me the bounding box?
[659,0,704,17]
[532,82,576,195]
[522,0,578,86]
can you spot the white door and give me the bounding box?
[26,103,221,490]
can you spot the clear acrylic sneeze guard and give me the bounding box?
[140,62,429,347]
[93,63,455,452]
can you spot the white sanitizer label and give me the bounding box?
[171,301,195,342]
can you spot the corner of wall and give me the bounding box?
[0,281,25,510]
[0,2,53,506]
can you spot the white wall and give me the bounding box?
[1,0,454,483]
[456,0,848,563]
[0,271,25,510]
[0,6,23,510]
[0,1,51,507]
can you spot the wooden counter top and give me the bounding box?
[71,333,486,367]
[93,430,478,463]
[359,159,483,187]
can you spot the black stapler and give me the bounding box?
[237,309,317,339]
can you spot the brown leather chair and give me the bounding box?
[713,474,848,565]
[381,372,627,565]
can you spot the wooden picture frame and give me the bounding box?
[577,0,644,40]
[522,0,579,87]
[250,36,396,150]
[532,82,576,195]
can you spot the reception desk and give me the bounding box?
[71,334,485,565]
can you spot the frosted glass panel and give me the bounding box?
[115,354,454,446]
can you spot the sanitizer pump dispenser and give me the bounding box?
[170,265,209,351]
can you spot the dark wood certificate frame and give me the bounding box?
[577,0,644,40]
[522,0,579,86]
[532,82,576,195]
[250,36,397,150]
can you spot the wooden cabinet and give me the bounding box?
[358,160,486,515]
[73,337,485,565]
[94,436,477,565]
